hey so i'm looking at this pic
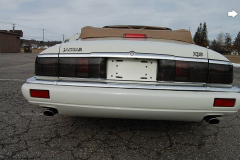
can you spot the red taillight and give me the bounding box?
[175,61,190,82]
[35,57,58,76]
[78,58,89,73]
[59,58,106,78]
[30,89,50,99]
[158,60,208,82]
[209,64,233,84]
[176,61,189,76]
[214,98,235,107]
[123,34,147,38]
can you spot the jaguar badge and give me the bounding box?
[130,51,135,56]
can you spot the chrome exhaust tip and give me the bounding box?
[204,116,220,124]
[43,108,58,116]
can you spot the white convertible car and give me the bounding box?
[22,25,240,124]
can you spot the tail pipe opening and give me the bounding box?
[43,108,58,116]
[204,116,220,124]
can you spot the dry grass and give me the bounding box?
[32,49,45,53]
[224,55,240,63]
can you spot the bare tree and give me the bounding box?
[224,33,232,53]
[210,39,218,51]
[210,32,228,54]
[233,32,240,54]
[216,32,224,46]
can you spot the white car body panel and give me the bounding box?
[22,82,240,121]
[22,37,240,122]
[41,38,228,61]
[207,49,229,61]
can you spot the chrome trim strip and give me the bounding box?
[38,53,208,63]
[26,77,56,85]
[56,77,233,88]
[209,86,240,92]
[38,54,58,58]
[59,53,175,60]
[160,81,207,86]
[59,54,91,58]
[58,77,206,86]
[56,81,207,91]
[25,77,240,93]
[207,83,232,88]
[209,60,232,65]
[59,53,208,62]
[35,76,59,81]
[175,57,208,63]
[34,75,234,88]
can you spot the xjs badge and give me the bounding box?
[193,52,203,57]
[129,51,135,56]
[63,48,82,52]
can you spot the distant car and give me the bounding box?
[24,45,32,53]
[31,44,38,49]
[21,25,240,124]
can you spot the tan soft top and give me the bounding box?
[79,26,194,44]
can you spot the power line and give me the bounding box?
[22,36,61,41]
[0,21,64,35]
[45,29,62,35]
[17,24,42,30]
[1,21,65,41]
[44,35,63,37]
[23,36,43,38]
[0,21,13,24]
[0,21,41,30]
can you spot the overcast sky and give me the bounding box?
[0,0,239,42]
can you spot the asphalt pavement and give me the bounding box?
[0,52,240,159]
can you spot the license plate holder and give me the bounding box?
[107,58,157,81]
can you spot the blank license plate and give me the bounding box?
[107,58,157,81]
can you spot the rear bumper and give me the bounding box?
[21,77,240,121]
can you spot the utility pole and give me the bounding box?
[63,34,65,42]
[43,29,45,42]
[189,27,191,32]
[12,23,15,32]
